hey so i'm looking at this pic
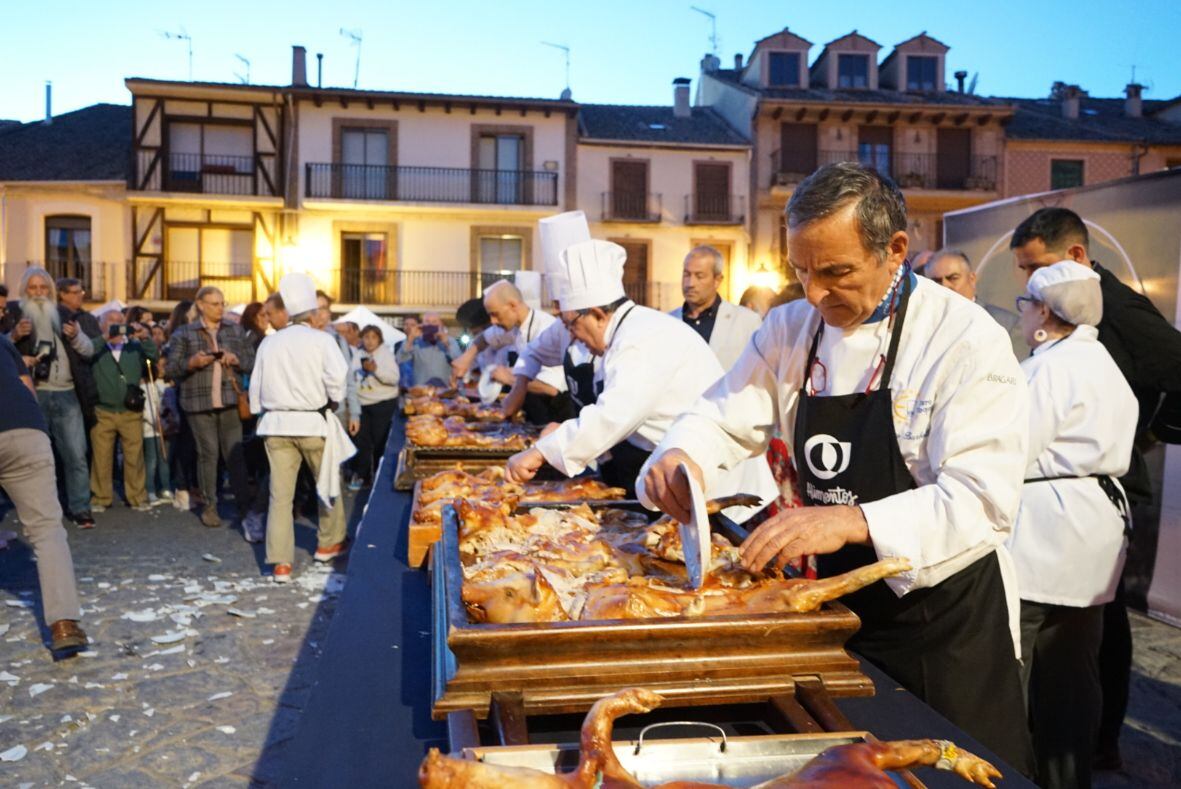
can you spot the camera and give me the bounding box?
[108,324,130,339]
[421,324,439,344]
[32,340,55,382]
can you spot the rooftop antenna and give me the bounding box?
[340,28,362,89]
[541,41,571,97]
[690,6,718,55]
[234,54,251,84]
[161,27,193,80]
[967,72,979,95]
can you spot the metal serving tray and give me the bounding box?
[463,731,916,787]
[431,505,872,719]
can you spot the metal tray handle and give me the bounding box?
[634,721,728,755]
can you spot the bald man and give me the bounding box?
[451,280,571,424]
[923,249,1019,333]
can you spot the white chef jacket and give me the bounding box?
[517,319,572,380]
[534,302,777,510]
[482,308,567,393]
[1008,325,1136,607]
[250,324,349,438]
[640,277,1030,604]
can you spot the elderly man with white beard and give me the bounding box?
[5,268,99,528]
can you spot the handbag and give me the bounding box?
[229,374,252,421]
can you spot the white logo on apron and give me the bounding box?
[803,434,852,480]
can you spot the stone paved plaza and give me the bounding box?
[0,493,360,787]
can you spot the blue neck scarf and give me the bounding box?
[863,263,916,324]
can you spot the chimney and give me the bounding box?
[734,53,744,71]
[44,81,52,125]
[954,70,967,93]
[1060,84,1081,120]
[673,78,691,118]
[700,53,720,73]
[1125,83,1143,118]
[292,45,308,87]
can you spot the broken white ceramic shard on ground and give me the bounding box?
[216,725,237,734]
[0,744,27,761]
[28,683,54,697]
[201,553,221,563]
[207,691,233,701]
[227,608,256,619]
[150,631,186,644]
[122,609,158,623]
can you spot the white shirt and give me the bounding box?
[669,299,763,371]
[1008,325,1137,607]
[483,308,567,393]
[250,325,349,437]
[640,277,1030,603]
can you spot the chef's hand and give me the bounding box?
[348,418,360,436]
[739,506,870,573]
[505,447,545,483]
[490,365,515,385]
[640,448,703,525]
[501,375,528,417]
[539,422,561,438]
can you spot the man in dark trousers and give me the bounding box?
[1010,206,1181,770]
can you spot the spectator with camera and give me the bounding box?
[395,311,459,387]
[90,311,158,514]
[5,268,99,528]
[166,286,255,528]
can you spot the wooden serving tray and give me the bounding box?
[431,505,873,720]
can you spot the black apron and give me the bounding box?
[793,277,1034,776]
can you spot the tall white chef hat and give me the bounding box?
[514,270,543,311]
[539,211,590,305]
[278,272,319,318]
[557,239,628,312]
[1026,260,1102,326]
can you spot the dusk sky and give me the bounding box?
[2,0,1179,122]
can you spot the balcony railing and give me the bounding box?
[770,149,998,191]
[684,194,745,225]
[601,192,662,223]
[24,260,113,302]
[129,260,255,304]
[163,152,256,195]
[304,163,558,206]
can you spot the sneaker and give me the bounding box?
[90,503,108,513]
[158,490,175,503]
[347,474,363,492]
[173,490,190,511]
[132,502,153,513]
[314,540,349,563]
[200,506,223,528]
[72,512,96,530]
[242,511,265,544]
[272,564,292,583]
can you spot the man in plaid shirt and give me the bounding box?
[166,286,254,528]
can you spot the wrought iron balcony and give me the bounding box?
[684,193,745,225]
[304,163,559,206]
[600,192,662,223]
[769,149,998,191]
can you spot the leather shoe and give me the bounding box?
[49,620,88,651]
[201,507,223,528]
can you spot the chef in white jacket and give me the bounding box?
[504,238,775,509]
[1010,262,1137,789]
[450,274,571,423]
[639,162,1034,775]
[249,272,353,584]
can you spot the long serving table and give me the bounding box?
[279,415,1035,788]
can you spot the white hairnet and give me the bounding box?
[1026,261,1102,327]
